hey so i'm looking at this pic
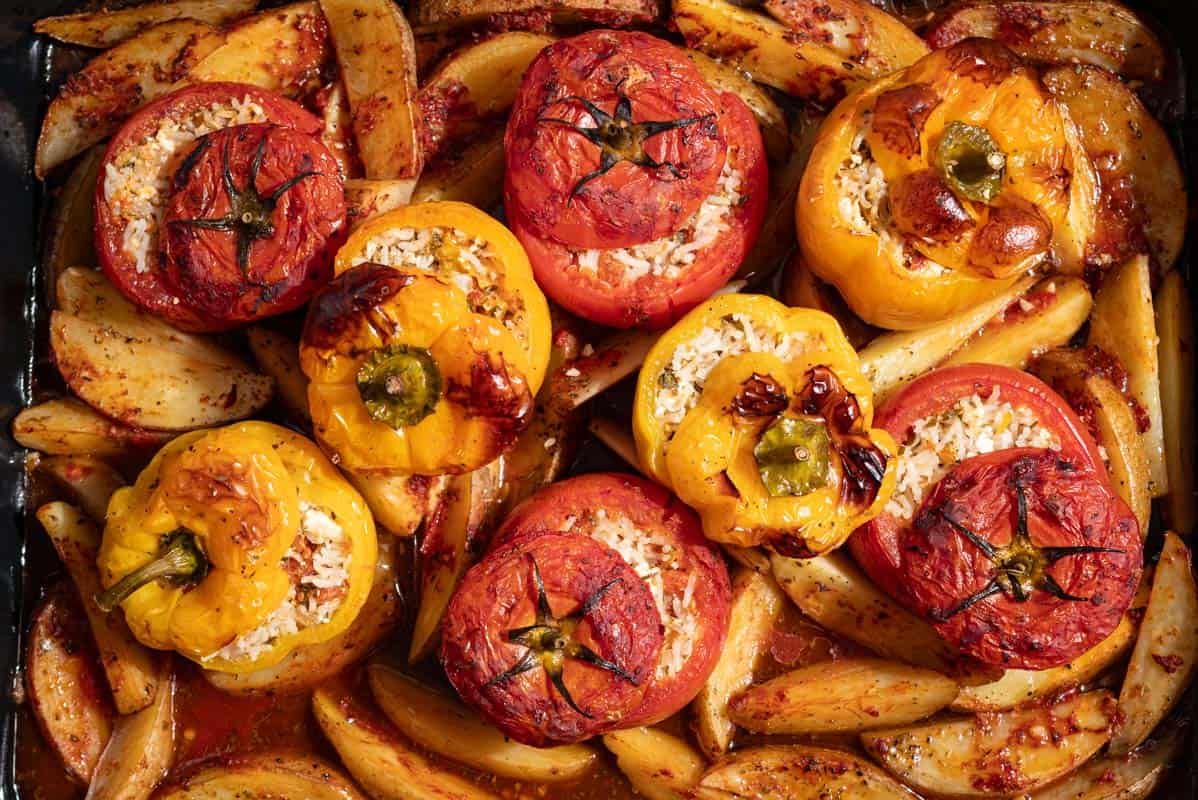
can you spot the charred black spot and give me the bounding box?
[730,373,788,418]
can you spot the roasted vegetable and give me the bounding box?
[38,455,125,524]
[1156,270,1196,534]
[85,666,174,800]
[410,0,658,28]
[43,145,102,284]
[12,398,171,458]
[34,0,256,48]
[695,745,914,799]
[155,752,367,800]
[602,727,705,800]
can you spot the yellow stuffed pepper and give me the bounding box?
[634,294,896,556]
[797,38,1097,330]
[96,422,377,674]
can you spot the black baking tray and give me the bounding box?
[1,1,1197,797]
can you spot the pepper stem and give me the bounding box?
[357,344,442,429]
[95,530,208,613]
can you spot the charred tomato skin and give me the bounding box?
[95,82,329,332]
[902,448,1141,670]
[440,531,663,746]
[492,472,732,725]
[162,123,346,327]
[849,364,1104,600]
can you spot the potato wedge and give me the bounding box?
[39,455,126,523]
[348,472,447,537]
[927,1,1165,83]
[85,667,174,800]
[321,0,423,181]
[781,255,875,349]
[43,146,102,286]
[35,20,225,177]
[246,327,311,425]
[1030,722,1183,800]
[694,745,914,800]
[693,568,786,758]
[1088,255,1166,495]
[205,536,402,694]
[684,50,790,165]
[1156,270,1196,535]
[410,0,658,29]
[155,753,366,800]
[25,581,114,784]
[411,133,504,208]
[369,663,597,782]
[34,0,256,48]
[345,178,417,230]
[317,80,360,180]
[36,502,161,715]
[1110,532,1198,755]
[943,278,1092,370]
[184,2,330,97]
[12,398,171,458]
[312,680,500,800]
[602,727,705,800]
[729,658,958,735]
[858,274,1038,401]
[862,690,1117,797]
[1043,64,1185,276]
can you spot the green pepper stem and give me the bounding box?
[95,531,207,613]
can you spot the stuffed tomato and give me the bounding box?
[504,29,768,329]
[96,83,346,332]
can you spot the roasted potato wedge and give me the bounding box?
[317,80,360,180]
[602,728,705,800]
[684,50,790,166]
[862,690,1117,797]
[369,663,597,782]
[1110,532,1198,755]
[38,455,126,523]
[344,178,417,230]
[36,502,161,715]
[410,0,658,29]
[1043,64,1185,276]
[44,146,102,286]
[927,1,1166,83]
[728,658,959,735]
[25,581,114,784]
[313,680,500,800]
[12,398,171,458]
[694,745,913,800]
[1031,723,1183,800]
[246,327,311,425]
[321,0,423,181]
[205,536,402,694]
[1156,270,1196,535]
[35,20,225,177]
[410,133,504,207]
[781,255,875,349]
[1088,255,1166,496]
[184,1,330,97]
[693,568,786,758]
[347,472,447,537]
[155,753,366,800]
[85,666,174,800]
[34,0,256,48]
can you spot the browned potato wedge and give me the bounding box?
[35,20,225,177]
[551,328,659,413]
[321,0,423,181]
[684,50,790,166]
[344,178,417,230]
[155,753,366,800]
[36,502,161,715]
[86,667,174,800]
[927,1,1165,83]
[317,80,360,180]
[184,2,330,97]
[313,680,500,800]
[943,278,1092,370]
[728,658,959,735]
[38,455,126,523]
[410,133,504,207]
[246,327,311,425]
[12,398,171,458]
[673,0,927,103]
[43,146,102,286]
[1030,722,1183,800]
[862,690,1117,797]
[602,727,705,800]
[25,581,114,784]
[694,745,914,800]
[782,255,875,349]
[693,568,786,758]
[1156,270,1196,535]
[410,0,658,29]
[1089,255,1166,495]
[34,0,256,48]
[1043,64,1185,276]
[347,472,447,537]
[369,663,597,782]
[1110,532,1198,755]
[204,536,402,694]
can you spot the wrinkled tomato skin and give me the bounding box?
[162,124,345,327]
[902,449,1141,670]
[440,531,663,747]
[95,83,326,332]
[508,92,768,329]
[505,30,726,251]
[849,364,1105,601]
[492,473,732,725]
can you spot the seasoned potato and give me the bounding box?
[344,178,417,230]
[861,691,1117,797]
[246,327,311,425]
[155,753,367,800]
[34,0,256,48]
[86,667,174,800]
[410,0,658,28]
[12,398,170,458]
[694,745,914,800]
[781,255,875,349]
[38,455,126,523]
[602,728,705,800]
[1031,722,1183,800]
[43,146,102,286]
[347,472,447,538]
[1156,270,1196,535]
[410,133,504,207]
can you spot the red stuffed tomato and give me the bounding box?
[504,30,768,329]
[492,473,732,726]
[849,364,1104,601]
[902,448,1141,670]
[440,531,663,747]
[96,83,345,332]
